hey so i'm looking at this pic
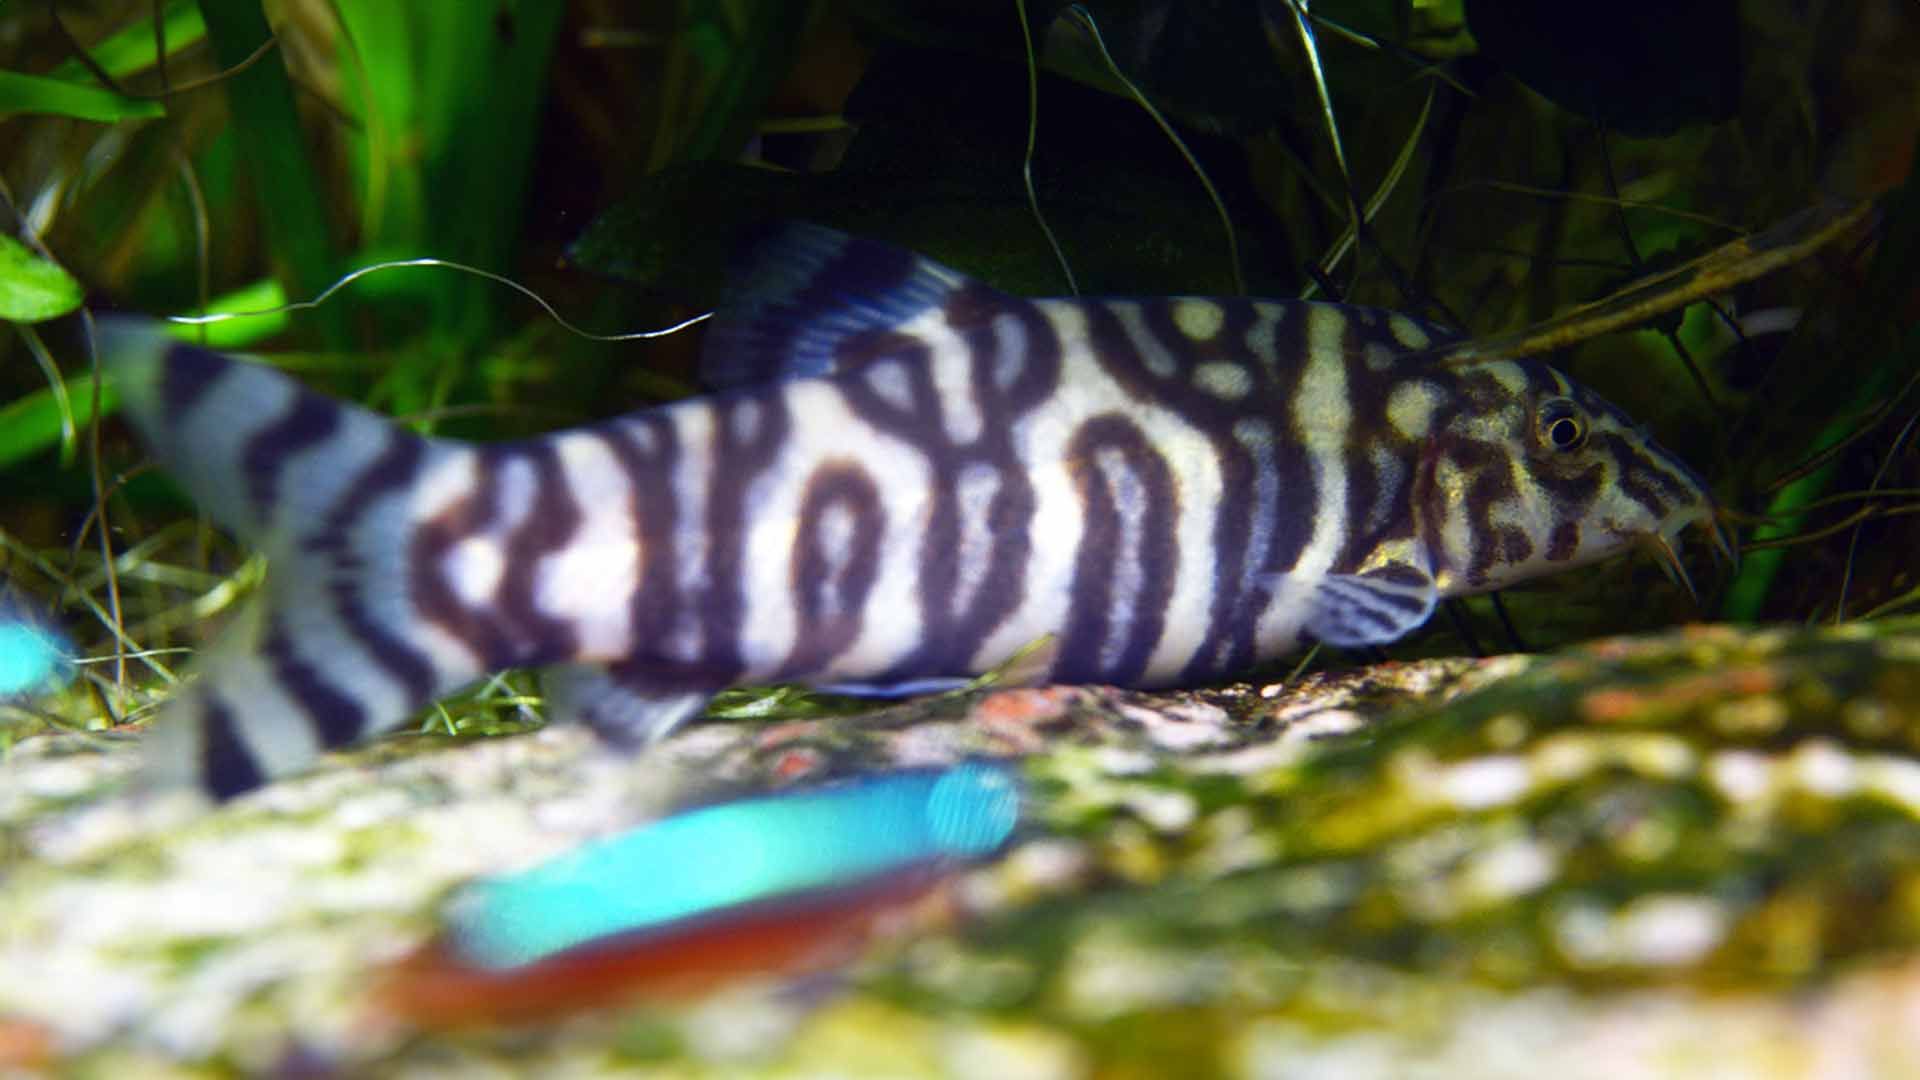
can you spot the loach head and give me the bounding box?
[1412,358,1733,599]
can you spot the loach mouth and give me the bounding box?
[1639,505,1738,605]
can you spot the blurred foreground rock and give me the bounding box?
[5,617,1920,1077]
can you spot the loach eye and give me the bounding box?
[1538,399,1587,451]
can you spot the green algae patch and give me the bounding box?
[1001,620,1920,990]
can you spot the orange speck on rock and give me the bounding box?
[1720,666,1780,696]
[1583,636,1643,661]
[1581,688,1647,723]
[772,747,824,780]
[970,688,1077,753]
[1580,664,1784,725]
[973,687,1074,724]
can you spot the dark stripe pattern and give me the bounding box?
[317,432,438,700]
[792,293,1064,681]
[700,394,795,681]
[261,616,365,747]
[1077,298,1336,681]
[780,466,884,676]
[200,695,264,799]
[242,394,340,530]
[160,343,228,418]
[605,415,703,693]
[1056,415,1178,683]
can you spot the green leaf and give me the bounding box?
[333,0,563,340]
[0,69,164,123]
[46,0,209,84]
[0,375,115,471]
[196,0,340,343]
[330,1,563,413]
[0,236,85,323]
[673,0,810,164]
[163,277,288,349]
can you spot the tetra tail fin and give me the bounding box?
[99,320,467,798]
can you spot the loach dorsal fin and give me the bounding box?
[700,224,1004,389]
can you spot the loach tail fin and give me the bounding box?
[100,319,387,550]
[99,320,475,799]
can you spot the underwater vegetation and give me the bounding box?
[1,0,1918,1074]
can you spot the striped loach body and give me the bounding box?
[101,226,1728,798]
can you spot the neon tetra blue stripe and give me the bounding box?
[0,599,71,701]
[444,761,1021,968]
[98,225,1730,798]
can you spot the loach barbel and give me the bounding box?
[98,224,1732,799]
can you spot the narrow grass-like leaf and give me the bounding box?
[15,323,78,466]
[1067,4,1243,294]
[1436,198,1875,366]
[47,0,208,84]
[1306,82,1435,297]
[1723,322,1920,620]
[1722,172,1918,620]
[0,235,85,322]
[414,2,564,338]
[332,3,420,244]
[194,0,339,342]
[0,376,116,471]
[674,0,811,164]
[163,277,288,348]
[0,69,163,122]
[330,1,562,416]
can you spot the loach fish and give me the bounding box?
[98,225,1731,799]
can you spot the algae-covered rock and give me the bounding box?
[3,619,1920,1076]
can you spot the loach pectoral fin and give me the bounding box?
[540,664,714,749]
[1305,565,1440,648]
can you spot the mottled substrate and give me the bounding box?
[3,619,1920,1076]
